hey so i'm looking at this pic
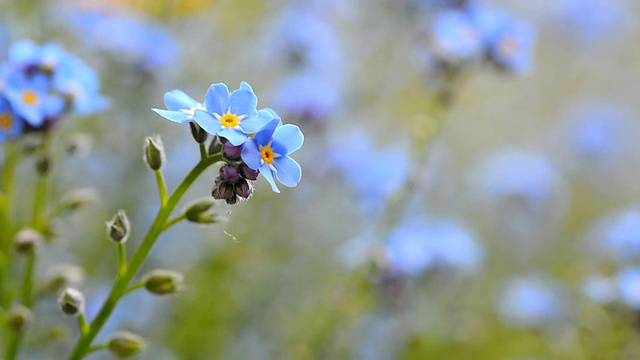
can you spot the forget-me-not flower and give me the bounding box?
[429,10,483,64]
[152,90,204,124]
[0,96,22,142]
[618,268,640,310]
[241,116,304,193]
[3,72,64,126]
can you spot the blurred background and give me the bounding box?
[2,0,640,358]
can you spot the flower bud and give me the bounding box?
[66,133,93,157]
[36,155,51,175]
[143,269,184,295]
[59,188,99,213]
[235,179,253,199]
[107,210,131,243]
[189,122,208,144]
[208,136,223,156]
[239,163,259,181]
[14,228,43,254]
[6,305,33,333]
[222,142,242,161]
[211,181,237,204]
[107,331,146,358]
[219,165,240,183]
[58,288,85,317]
[43,264,85,294]
[143,135,165,171]
[184,198,218,224]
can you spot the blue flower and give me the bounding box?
[152,90,204,124]
[3,72,64,126]
[53,56,109,115]
[194,82,267,146]
[430,10,483,63]
[241,116,304,193]
[557,0,624,43]
[592,209,640,263]
[0,96,23,142]
[618,268,640,310]
[271,72,340,123]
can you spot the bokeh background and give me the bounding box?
[3,0,640,358]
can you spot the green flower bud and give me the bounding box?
[59,188,99,213]
[143,269,184,295]
[207,136,223,156]
[107,210,131,243]
[58,287,85,317]
[184,198,218,224]
[189,122,208,144]
[36,155,51,175]
[6,305,33,333]
[14,228,43,254]
[107,331,146,358]
[43,264,85,294]
[143,135,165,171]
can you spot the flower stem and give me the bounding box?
[21,252,36,308]
[0,142,18,310]
[116,243,127,277]
[67,155,220,360]
[162,213,187,232]
[123,282,145,295]
[154,170,168,207]
[199,143,207,160]
[77,313,89,336]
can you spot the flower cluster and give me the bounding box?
[0,40,107,142]
[153,82,304,203]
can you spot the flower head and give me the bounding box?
[152,90,204,124]
[0,96,22,142]
[241,114,304,193]
[3,71,64,127]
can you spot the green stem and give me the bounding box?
[67,155,220,360]
[86,343,108,354]
[123,282,145,295]
[0,142,18,309]
[154,170,168,206]
[77,313,89,336]
[162,213,187,232]
[6,331,22,360]
[199,143,207,160]
[22,252,36,308]
[116,243,127,277]
[32,172,48,230]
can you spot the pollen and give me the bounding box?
[261,145,275,164]
[22,90,39,106]
[0,112,12,129]
[219,113,240,128]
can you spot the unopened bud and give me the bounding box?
[43,264,85,294]
[219,165,240,183]
[143,135,165,171]
[59,188,99,213]
[211,181,236,204]
[235,179,253,199]
[107,331,146,358]
[184,198,218,224]
[189,122,208,144]
[58,288,85,316]
[208,136,223,156]
[107,210,130,243]
[14,228,43,254]
[6,305,33,333]
[222,142,242,161]
[36,155,51,175]
[66,133,93,157]
[239,163,259,181]
[143,269,184,295]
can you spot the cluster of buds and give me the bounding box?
[209,140,259,205]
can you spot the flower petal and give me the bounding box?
[272,124,304,155]
[241,139,261,170]
[164,90,198,111]
[259,163,280,193]
[254,118,280,146]
[239,113,271,134]
[239,81,254,93]
[218,127,247,146]
[273,156,302,188]
[152,108,190,123]
[193,109,220,134]
[204,83,229,116]
[229,89,258,117]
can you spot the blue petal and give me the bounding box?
[239,113,271,134]
[43,95,65,117]
[272,124,304,155]
[254,118,280,146]
[259,163,280,193]
[229,89,257,117]
[193,109,220,134]
[164,90,198,111]
[241,139,261,170]
[273,156,302,188]
[218,127,247,146]
[239,81,254,93]
[204,83,229,116]
[152,108,190,123]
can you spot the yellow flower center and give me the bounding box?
[0,112,12,129]
[22,90,39,106]
[219,113,239,128]
[261,145,275,164]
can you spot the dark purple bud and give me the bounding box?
[211,182,236,202]
[222,142,243,161]
[239,164,259,181]
[235,179,253,199]
[219,165,240,183]
[189,122,208,144]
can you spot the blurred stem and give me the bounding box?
[67,154,221,360]
[162,213,187,231]
[123,282,145,295]
[21,253,35,308]
[6,331,22,360]
[86,343,108,354]
[116,243,127,277]
[155,170,168,206]
[77,313,89,336]
[0,142,18,310]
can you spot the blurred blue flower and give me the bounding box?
[429,9,483,64]
[53,55,109,115]
[152,90,204,124]
[557,0,624,43]
[618,268,640,310]
[581,274,616,305]
[592,209,640,263]
[0,96,22,142]
[385,217,483,277]
[497,276,569,329]
[194,82,265,146]
[3,72,64,126]
[271,72,339,123]
[241,117,304,193]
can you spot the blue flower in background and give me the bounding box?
[385,217,483,277]
[195,82,265,146]
[592,209,640,264]
[53,55,108,114]
[3,72,64,126]
[581,274,616,305]
[430,10,483,63]
[152,90,204,124]
[497,276,569,329]
[557,0,624,43]
[618,268,640,310]
[0,96,23,142]
[271,72,340,123]
[241,117,304,193]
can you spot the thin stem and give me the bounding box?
[32,172,48,230]
[86,343,108,354]
[0,142,18,309]
[77,313,89,336]
[199,143,207,160]
[116,243,127,277]
[6,331,22,360]
[67,155,220,360]
[123,282,145,295]
[22,252,36,308]
[154,170,168,206]
[162,213,187,232]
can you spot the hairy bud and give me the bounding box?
[184,198,218,224]
[143,269,184,295]
[107,331,146,358]
[143,135,165,171]
[107,210,131,243]
[58,288,85,317]
[59,188,99,213]
[14,228,43,254]
[6,305,33,333]
[189,122,208,144]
